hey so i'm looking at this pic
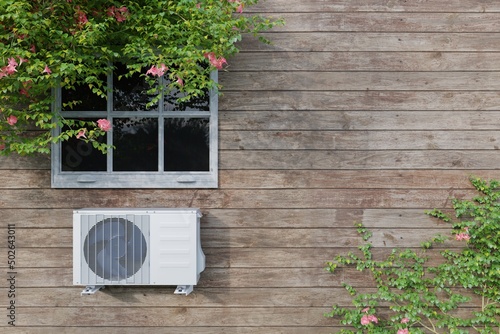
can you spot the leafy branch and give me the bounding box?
[326,177,500,333]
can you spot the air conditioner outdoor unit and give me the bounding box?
[73,208,205,296]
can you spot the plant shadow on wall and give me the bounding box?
[325,178,500,333]
[0,0,282,155]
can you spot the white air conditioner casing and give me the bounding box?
[73,208,205,295]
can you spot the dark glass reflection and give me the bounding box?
[164,118,209,171]
[163,88,209,112]
[61,120,107,171]
[113,118,158,171]
[62,81,107,111]
[113,63,157,111]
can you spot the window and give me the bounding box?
[51,64,218,188]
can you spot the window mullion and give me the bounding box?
[107,68,113,173]
[158,76,165,173]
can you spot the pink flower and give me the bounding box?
[30,44,36,53]
[42,65,51,74]
[107,6,129,22]
[0,143,5,150]
[397,329,409,334]
[361,307,370,313]
[146,63,168,77]
[176,75,184,86]
[196,3,201,8]
[456,233,470,241]
[2,58,18,75]
[360,315,370,325]
[18,56,28,65]
[76,129,87,139]
[97,119,111,132]
[7,115,17,125]
[401,318,410,324]
[76,10,88,25]
[236,3,244,13]
[204,52,228,69]
[360,312,378,326]
[8,58,18,67]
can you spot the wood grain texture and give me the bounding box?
[5,247,460,269]
[0,227,455,249]
[0,188,476,209]
[247,0,500,13]
[220,91,500,111]
[220,111,500,131]
[230,52,500,71]
[220,151,500,170]
[0,327,334,334]
[2,0,499,331]
[238,33,500,52]
[261,13,500,33]
[0,208,454,228]
[220,71,500,91]
[221,130,500,150]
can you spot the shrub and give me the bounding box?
[326,177,500,333]
[0,0,281,154]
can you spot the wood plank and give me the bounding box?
[0,306,332,327]
[1,267,480,289]
[247,0,500,13]
[220,91,500,111]
[239,33,500,52]
[220,111,500,131]
[220,71,500,91]
[0,327,334,334]
[0,153,50,170]
[10,286,478,308]
[0,208,455,228]
[8,247,461,269]
[219,170,500,189]
[1,267,337,288]
[221,150,500,170]
[259,13,500,33]
[9,287,350,307]
[230,52,500,71]
[0,188,477,209]
[0,228,455,249]
[0,209,73,228]
[221,130,500,150]
[0,170,50,188]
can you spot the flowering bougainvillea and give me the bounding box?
[0,0,281,155]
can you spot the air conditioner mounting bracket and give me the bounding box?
[174,285,193,295]
[81,285,104,295]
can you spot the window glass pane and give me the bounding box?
[163,88,209,112]
[61,121,107,171]
[164,118,209,171]
[113,63,158,112]
[113,118,158,171]
[62,82,107,111]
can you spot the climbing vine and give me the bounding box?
[326,177,500,333]
[0,0,281,154]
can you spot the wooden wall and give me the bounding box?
[2,0,500,332]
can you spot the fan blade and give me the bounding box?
[96,246,128,281]
[87,220,125,246]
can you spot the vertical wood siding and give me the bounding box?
[1,0,500,332]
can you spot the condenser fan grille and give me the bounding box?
[83,217,147,281]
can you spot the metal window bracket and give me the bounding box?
[174,285,193,295]
[81,285,104,295]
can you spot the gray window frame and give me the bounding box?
[51,70,218,189]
